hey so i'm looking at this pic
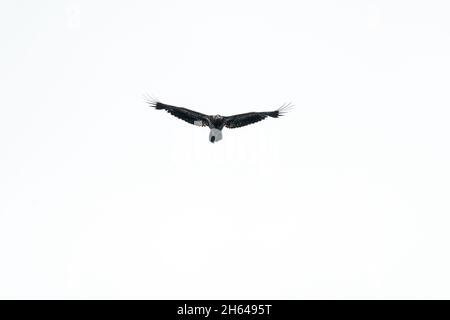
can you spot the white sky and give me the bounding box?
[1,0,450,299]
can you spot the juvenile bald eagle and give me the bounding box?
[145,96,292,143]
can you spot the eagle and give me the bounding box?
[145,95,293,143]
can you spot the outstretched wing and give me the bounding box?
[146,96,210,127]
[224,103,293,129]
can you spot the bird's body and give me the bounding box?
[209,115,226,130]
[146,96,292,143]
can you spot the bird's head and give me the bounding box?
[213,114,222,119]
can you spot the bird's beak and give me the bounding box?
[210,136,215,143]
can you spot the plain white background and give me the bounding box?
[1,0,449,299]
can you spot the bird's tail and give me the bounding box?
[269,102,294,117]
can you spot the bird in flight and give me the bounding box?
[145,95,293,143]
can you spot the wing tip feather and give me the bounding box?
[143,92,162,109]
[277,102,294,117]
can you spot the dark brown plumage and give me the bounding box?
[145,95,292,143]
